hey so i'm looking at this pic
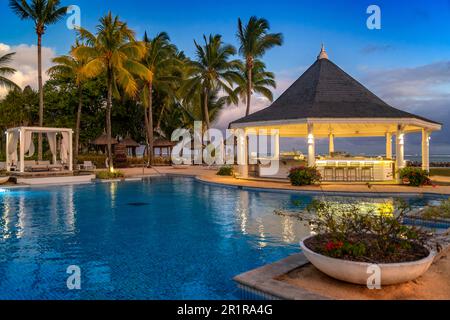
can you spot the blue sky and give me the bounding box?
[1,0,450,155]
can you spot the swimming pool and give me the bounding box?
[0,177,446,299]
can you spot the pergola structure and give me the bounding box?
[229,46,442,181]
[5,127,73,173]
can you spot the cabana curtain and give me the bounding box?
[60,132,70,164]
[24,131,35,157]
[7,131,19,163]
[47,132,57,159]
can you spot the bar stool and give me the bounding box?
[361,162,375,181]
[335,162,347,181]
[347,162,360,181]
[323,167,334,181]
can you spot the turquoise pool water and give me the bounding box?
[0,177,446,299]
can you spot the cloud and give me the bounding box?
[213,72,299,129]
[359,61,450,153]
[360,44,394,54]
[0,43,56,97]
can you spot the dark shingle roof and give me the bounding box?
[230,57,440,126]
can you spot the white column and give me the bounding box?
[307,123,315,167]
[386,132,392,159]
[395,125,405,176]
[421,129,430,172]
[328,133,334,156]
[5,131,10,171]
[274,131,280,160]
[236,129,248,178]
[69,130,73,171]
[19,128,25,173]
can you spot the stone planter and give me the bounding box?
[300,235,435,286]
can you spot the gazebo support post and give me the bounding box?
[5,131,10,171]
[19,128,25,173]
[274,131,280,161]
[328,133,334,156]
[237,130,248,178]
[395,125,405,180]
[69,130,73,171]
[421,129,430,172]
[386,132,392,159]
[307,123,315,167]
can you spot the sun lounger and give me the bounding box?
[79,161,96,171]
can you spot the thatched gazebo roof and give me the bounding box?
[91,133,118,145]
[153,138,175,148]
[121,136,140,147]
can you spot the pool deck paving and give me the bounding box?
[121,166,450,195]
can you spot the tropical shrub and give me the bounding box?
[399,167,431,187]
[96,170,125,180]
[421,198,450,220]
[276,199,431,263]
[288,166,321,186]
[217,166,234,176]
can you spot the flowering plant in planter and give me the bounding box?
[288,166,321,186]
[398,167,431,187]
[277,199,432,263]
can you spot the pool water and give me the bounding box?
[0,177,446,300]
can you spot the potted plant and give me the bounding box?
[288,166,321,186]
[398,167,431,186]
[295,199,435,285]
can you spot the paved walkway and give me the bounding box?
[120,166,450,195]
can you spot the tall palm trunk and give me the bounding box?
[147,81,154,166]
[245,57,253,116]
[106,72,113,169]
[156,104,166,132]
[203,88,210,129]
[37,33,44,160]
[74,85,83,163]
[143,106,150,164]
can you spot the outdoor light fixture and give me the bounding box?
[307,134,314,144]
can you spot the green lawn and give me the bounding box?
[430,168,450,176]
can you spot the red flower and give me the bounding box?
[325,240,344,251]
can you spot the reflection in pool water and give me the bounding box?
[0,177,446,299]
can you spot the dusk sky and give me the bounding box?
[1,0,449,156]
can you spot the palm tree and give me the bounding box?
[73,12,148,169]
[9,0,68,160]
[232,59,276,106]
[237,16,283,116]
[47,48,88,162]
[141,31,179,165]
[180,34,239,130]
[0,52,20,90]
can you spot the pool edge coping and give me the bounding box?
[233,253,330,300]
[194,175,450,197]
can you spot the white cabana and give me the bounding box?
[5,127,73,173]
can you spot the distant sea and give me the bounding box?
[406,155,450,163]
